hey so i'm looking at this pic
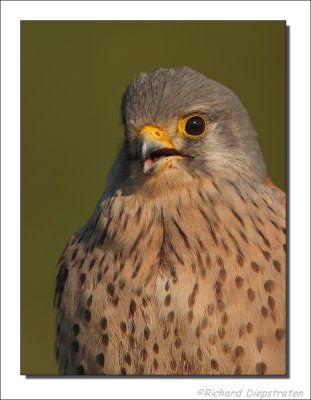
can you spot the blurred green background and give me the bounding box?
[21,21,286,374]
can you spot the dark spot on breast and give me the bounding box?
[153,343,159,354]
[221,239,230,255]
[120,367,126,375]
[129,335,135,349]
[234,346,245,358]
[256,336,263,353]
[246,322,253,333]
[275,328,285,341]
[187,310,193,323]
[216,256,224,268]
[261,306,268,318]
[100,317,107,330]
[201,317,208,329]
[97,272,102,282]
[209,333,217,345]
[80,273,86,286]
[218,327,226,339]
[221,313,228,326]
[112,295,119,306]
[256,228,271,248]
[239,230,249,243]
[163,325,170,339]
[71,341,79,353]
[72,323,80,335]
[132,260,142,279]
[219,269,227,282]
[251,261,261,273]
[129,228,144,256]
[84,309,91,322]
[142,297,148,307]
[71,249,78,261]
[120,321,127,333]
[273,260,281,273]
[129,299,137,316]
[214,280,223,300]
[206,252,212,268]
[264,280,275,293]
[223,343,230,353]
[172,219,190,248]
[113,271,119,281]
[270,219,280,230]
[256,362,267,375]
[89,257,96,270]
[102,333,109,346]
[197,347,203,361]
[141,348,148,361]
[230,208,245,228]
[164,294,171,306]
[252,201,259,209]
[107,282,115,297]
[87,295,92,308]
[79,257,85,269]
[188,294,195,308]
[239,326,245,338]
[170,359,177,370]
[96,352,105,367]
[236,251,245,267]
[153,358,159,370]
[167,311,175,323]
[262,250,271,260]
[247,288,255,302]
[125,353,132,366]
[144,327,150,340]
[174,337,182,348]
[211,359,219,371]
[207,303,215,315]
[217,299,225,312]
[135,206,142,223]
[268,296,275,311]
[235,276,244,289]
[118,279,125,290]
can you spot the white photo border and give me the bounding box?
[1,1,310,399]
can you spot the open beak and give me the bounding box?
[137,125,183,174]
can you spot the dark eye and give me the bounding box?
[185,116,206,136]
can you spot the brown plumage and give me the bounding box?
[55,67,286,375]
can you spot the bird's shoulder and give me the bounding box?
[264,176,286,208]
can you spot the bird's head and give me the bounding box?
[108,67,266,194]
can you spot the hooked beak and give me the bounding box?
[137,125,184,174]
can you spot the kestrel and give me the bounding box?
[55,66,286,375]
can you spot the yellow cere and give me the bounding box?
[177,114,208,139]
[140,125,174,149]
